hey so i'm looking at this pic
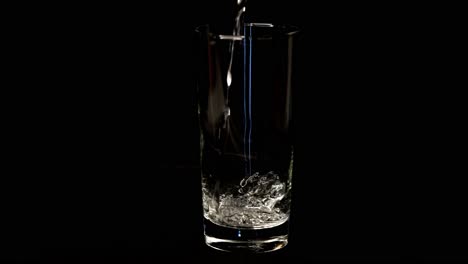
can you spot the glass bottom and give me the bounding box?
[203,218,289,253]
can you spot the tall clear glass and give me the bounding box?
[195,23,300,252]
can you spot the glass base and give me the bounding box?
[203,218,289,253]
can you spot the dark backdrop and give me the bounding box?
[3,1,465,262]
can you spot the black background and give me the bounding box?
[3,1,466,262]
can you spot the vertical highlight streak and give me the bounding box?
[243,27,248,177]
[248,25,252,176]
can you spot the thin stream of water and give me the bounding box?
[225,0,247,110]
[224,0,251,175]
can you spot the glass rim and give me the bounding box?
[195,23,301,37]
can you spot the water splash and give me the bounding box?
[203,171,289,228]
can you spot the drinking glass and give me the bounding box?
[195,23,300,252]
